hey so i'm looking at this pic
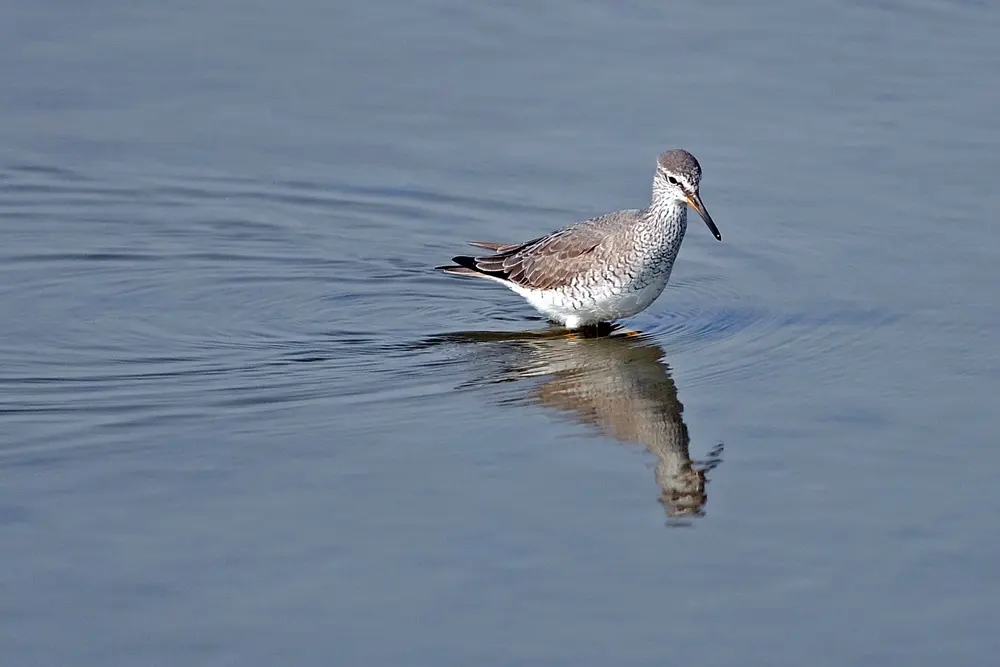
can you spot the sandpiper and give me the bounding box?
[437,149,721,330]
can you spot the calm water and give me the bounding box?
[3,1,1000,665]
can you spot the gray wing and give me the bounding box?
[456,210,639,290]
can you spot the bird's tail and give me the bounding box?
[436,265,481,277]
[435,255,488,277]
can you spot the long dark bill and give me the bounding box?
[686,191,722,241]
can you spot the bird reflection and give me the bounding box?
[429,329,723,520]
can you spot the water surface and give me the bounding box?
[2,1,999,665]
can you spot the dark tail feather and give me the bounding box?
[437,264,484,277]
[436,256,490,278]
[451,255,480,271]
[436,255,509,280]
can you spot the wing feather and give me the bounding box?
[441,210,641,289]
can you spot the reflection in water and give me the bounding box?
[431,330,724,519]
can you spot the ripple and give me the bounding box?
[637,292,905,388]
[0,162,472,463]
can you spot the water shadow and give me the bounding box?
[422,329,724,521]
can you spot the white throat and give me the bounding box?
[642,183,690,261]
[647,195,688,223]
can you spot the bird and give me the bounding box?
[436,149,722,331]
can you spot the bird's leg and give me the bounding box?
[569,322,616,338]
[595,322,616,337]
[560,322,642,338]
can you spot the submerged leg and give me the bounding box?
[595,321,616,337]
[572,321,617,338]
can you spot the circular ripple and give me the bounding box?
[638,292,904,390]
[0,164,465,461]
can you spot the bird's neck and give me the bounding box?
[644,195,688,232]
[636,192,688,268]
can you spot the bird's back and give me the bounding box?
[473,209,647,289]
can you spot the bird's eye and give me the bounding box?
[667,176,679,185]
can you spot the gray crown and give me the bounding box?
[657,149,702,181]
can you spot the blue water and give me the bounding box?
[2,1,999,665]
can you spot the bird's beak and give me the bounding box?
[686,191,722,241]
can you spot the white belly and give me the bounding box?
[509,270,671,328]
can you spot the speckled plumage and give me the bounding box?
[437,149,721,329]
